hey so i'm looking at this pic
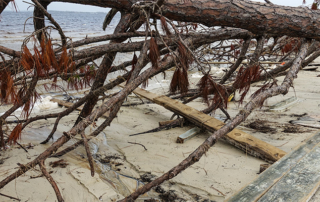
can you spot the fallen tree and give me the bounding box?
[0,0,319,201]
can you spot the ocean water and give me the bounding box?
[0,10,121,50]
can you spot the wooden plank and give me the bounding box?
[226,131,320,202]
[119,84,286,163]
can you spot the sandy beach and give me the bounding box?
[1,63,320,201]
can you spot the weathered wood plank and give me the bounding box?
[119,84,286,163]
[226,131,320,202]
[258,137,320,201]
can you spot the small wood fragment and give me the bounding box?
[258,164,270,174]
[176,127,202,143]
[159,119,178,127]
[49,159,68,168]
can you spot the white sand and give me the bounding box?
[1,68,320,201]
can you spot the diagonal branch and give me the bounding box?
[39,160,64,202]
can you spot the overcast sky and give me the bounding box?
[4,0,314,12]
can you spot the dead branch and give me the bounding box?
[39,160,64,202]
[32,0,67,46]
[127,142,148,150]
[220,37,251,84]
[80,131,95,177]
[0,192,21,201]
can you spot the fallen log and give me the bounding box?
[118,83,286,163]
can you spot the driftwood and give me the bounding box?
[0,0,319,201]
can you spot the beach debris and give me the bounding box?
[98,154,121,164]
[290,120,320,129]
[120,84,286,163]
[49,159,68,168]
[127,141,147,150]
[210,185,226,196]
[227,131,320,202]
[144,199,158,202]
[0,157,9,164]
[155,185,165,193]
[282,125,309,133]
[130,118,185,136]
[176,127,202,143]
[302,66,318,71]
[140,172,157,182]
[290,115,320,129]
[268,96,302,112]
[159,190,178,202]
[290,113,308,117]
[245,120,277,134]
[258,164,270,174]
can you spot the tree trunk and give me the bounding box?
[40,0,320,40]
[0,0,11,14]
[73,12,132,125]
[33,0,50,41]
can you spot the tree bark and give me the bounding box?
[73,12,132,126]
[33,0,50,42]
[40,0,320,40]
[0,0,11,14]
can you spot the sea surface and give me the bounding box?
[0,10,121,50]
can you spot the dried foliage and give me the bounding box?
[7,37,76,117]
[160,16,172,36]
[8,123,22,145]
[281,38,301,54]
[197,74,228,109]
[233,65,261,104]
[177,41,192,70]
[170,67,189,93]
[169,42,193,94]
[127,52,138,84]
[149,37,160,68]
[312,2,318,10]
[0,70,15,103]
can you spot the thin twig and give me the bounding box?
[210,185,226,196]
[16,142,28,153]
[80,131,95,177]
[0,192,21,201]
[128,142,147,150]
[39,160,64,202]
